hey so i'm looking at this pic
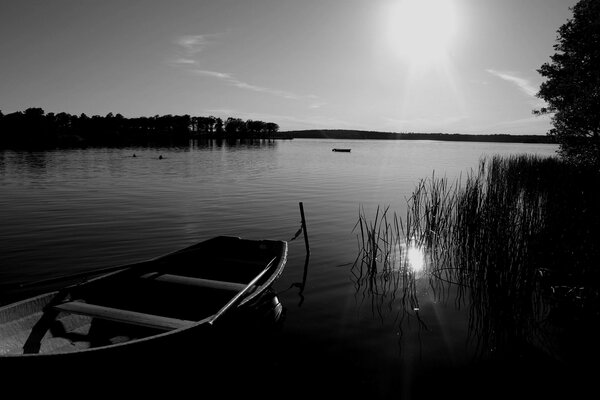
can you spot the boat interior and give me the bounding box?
[0,237,286,356]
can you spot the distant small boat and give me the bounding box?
[332,148,351,152]
[0,236,287,361]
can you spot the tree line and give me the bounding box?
[283,130,555,143]
[0,108,280,148]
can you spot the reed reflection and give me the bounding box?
[352,206,425,329]
[353,155,600,364]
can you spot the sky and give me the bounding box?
[0,0,579,134]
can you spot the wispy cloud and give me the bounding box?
[177,34,216,54]
[230,81,303,99]
[170,34,221,65]
[171,34,323,107]
[191,68,320,103]
[176,35,209,52]
[309,102,328,109]
[192,69,233,80]
[486,69,546,107]
[173,58,197,65]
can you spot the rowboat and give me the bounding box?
[332,148,351,152]
[0,236,288,363]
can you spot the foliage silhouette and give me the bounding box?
[0,108,280,149]
[536,0,600,167]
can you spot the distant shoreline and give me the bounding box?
[280,130,555,144]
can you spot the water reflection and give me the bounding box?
[353,156,600,367]
[403,240,425,274]
[1,151,50,178]
[352,227,561,362]
[278,253,311,307]
[192,138,280,151]
[351,235,425,329]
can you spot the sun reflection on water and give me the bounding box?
[389,239,426,274]
[406,241,425,272]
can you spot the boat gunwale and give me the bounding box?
[0,237,288,359]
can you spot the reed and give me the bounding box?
[351,205,424,328]
[353,154,600,359]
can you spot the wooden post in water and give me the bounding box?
[299,202,310,255]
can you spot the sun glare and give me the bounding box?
[390,240,426,273]
[405,241,425,273]
[385,0,458,66]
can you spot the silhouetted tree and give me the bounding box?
[536,0,600,167]
[225,117,245,135]
[265,122,279,137]
[206,116,216,134]
[215,117,224,135]
[245,120,267,136]
[194,116,218,135]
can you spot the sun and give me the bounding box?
[384,0,458,66]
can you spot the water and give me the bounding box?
[0,139,563,396]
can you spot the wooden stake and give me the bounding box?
[299,202,310,255]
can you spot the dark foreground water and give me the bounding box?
[3,139,589,398]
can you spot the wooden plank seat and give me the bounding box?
[140,273,249,292]
[53,301,195,331]
[200,257,268,266]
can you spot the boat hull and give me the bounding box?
[0,236,287,365]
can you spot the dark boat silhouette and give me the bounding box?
[0,236,287,362]
[332,148,351,152]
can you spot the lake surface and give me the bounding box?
[2,139,573,397]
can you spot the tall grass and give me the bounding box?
[353,154,600,360]
[352,205,424,328]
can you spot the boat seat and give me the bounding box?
[53,301,195,331]
[205,257,267,266]
[140,273,249,292]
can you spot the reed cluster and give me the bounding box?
[352,205,422,327]
[353,154,600,359]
